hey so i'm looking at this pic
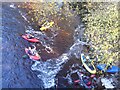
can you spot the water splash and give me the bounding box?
[30,24,85,88]
[19,10,30,24]
[10,4,16,9]
[31,53,69,88]
[19,5,86,88]
[25,27,54,54]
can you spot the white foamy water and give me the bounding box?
[19,10,30,24]
[31,53,69,88]
[10,4,16,9]
[26,28,55,54]
[29,24,85,88]
[19,6,85,88]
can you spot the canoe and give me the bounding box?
[22,34,39,43]
[81,53,96,74]
[25,48,41,60]
[97,64,119,73]
[40,21,54,31]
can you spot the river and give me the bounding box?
[2,2,88,89]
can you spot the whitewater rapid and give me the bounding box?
[18,3,86,88]
[29,24,85,88]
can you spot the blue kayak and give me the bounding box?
[97,64,120,73]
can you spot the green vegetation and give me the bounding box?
[82,2,119,65]
[18,2,76,30]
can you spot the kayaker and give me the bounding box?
[86,55,90,62]
[28,45,36,56]
[27,34,34,39]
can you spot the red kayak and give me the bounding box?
[25,48,41,60]
[22,34,39,43]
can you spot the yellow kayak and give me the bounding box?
[40,21,54,31]
[81,53,96,74]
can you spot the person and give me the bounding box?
[28,45,36,56]
[27,49,33,55]
[27,34,34,39]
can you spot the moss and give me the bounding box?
[82,2,119,64]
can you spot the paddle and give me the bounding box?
[22,55,29,59]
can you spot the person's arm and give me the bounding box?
[32,45,36,50]
[28,47,31,50]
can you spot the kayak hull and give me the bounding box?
[97,64,119,73]
[40,21,54,31]
[22,34,39,43]
[81,54,96,74]
[25,48,41,60]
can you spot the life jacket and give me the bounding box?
[28,50,33,55]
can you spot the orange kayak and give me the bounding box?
[25,48,41,60]
[22,34,39,43]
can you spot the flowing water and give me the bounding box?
[2,3,43,88]
[2,2,87,89]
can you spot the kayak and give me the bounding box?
[65,68,96,88]
[81,53,96,74]
[77,72,93,88]
[97,64,119,73]
[74,80,80,83]
[25,48,41,60]
[22,34,39,43]
[40,21,54,31]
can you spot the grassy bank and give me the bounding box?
[82,2,119,65]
